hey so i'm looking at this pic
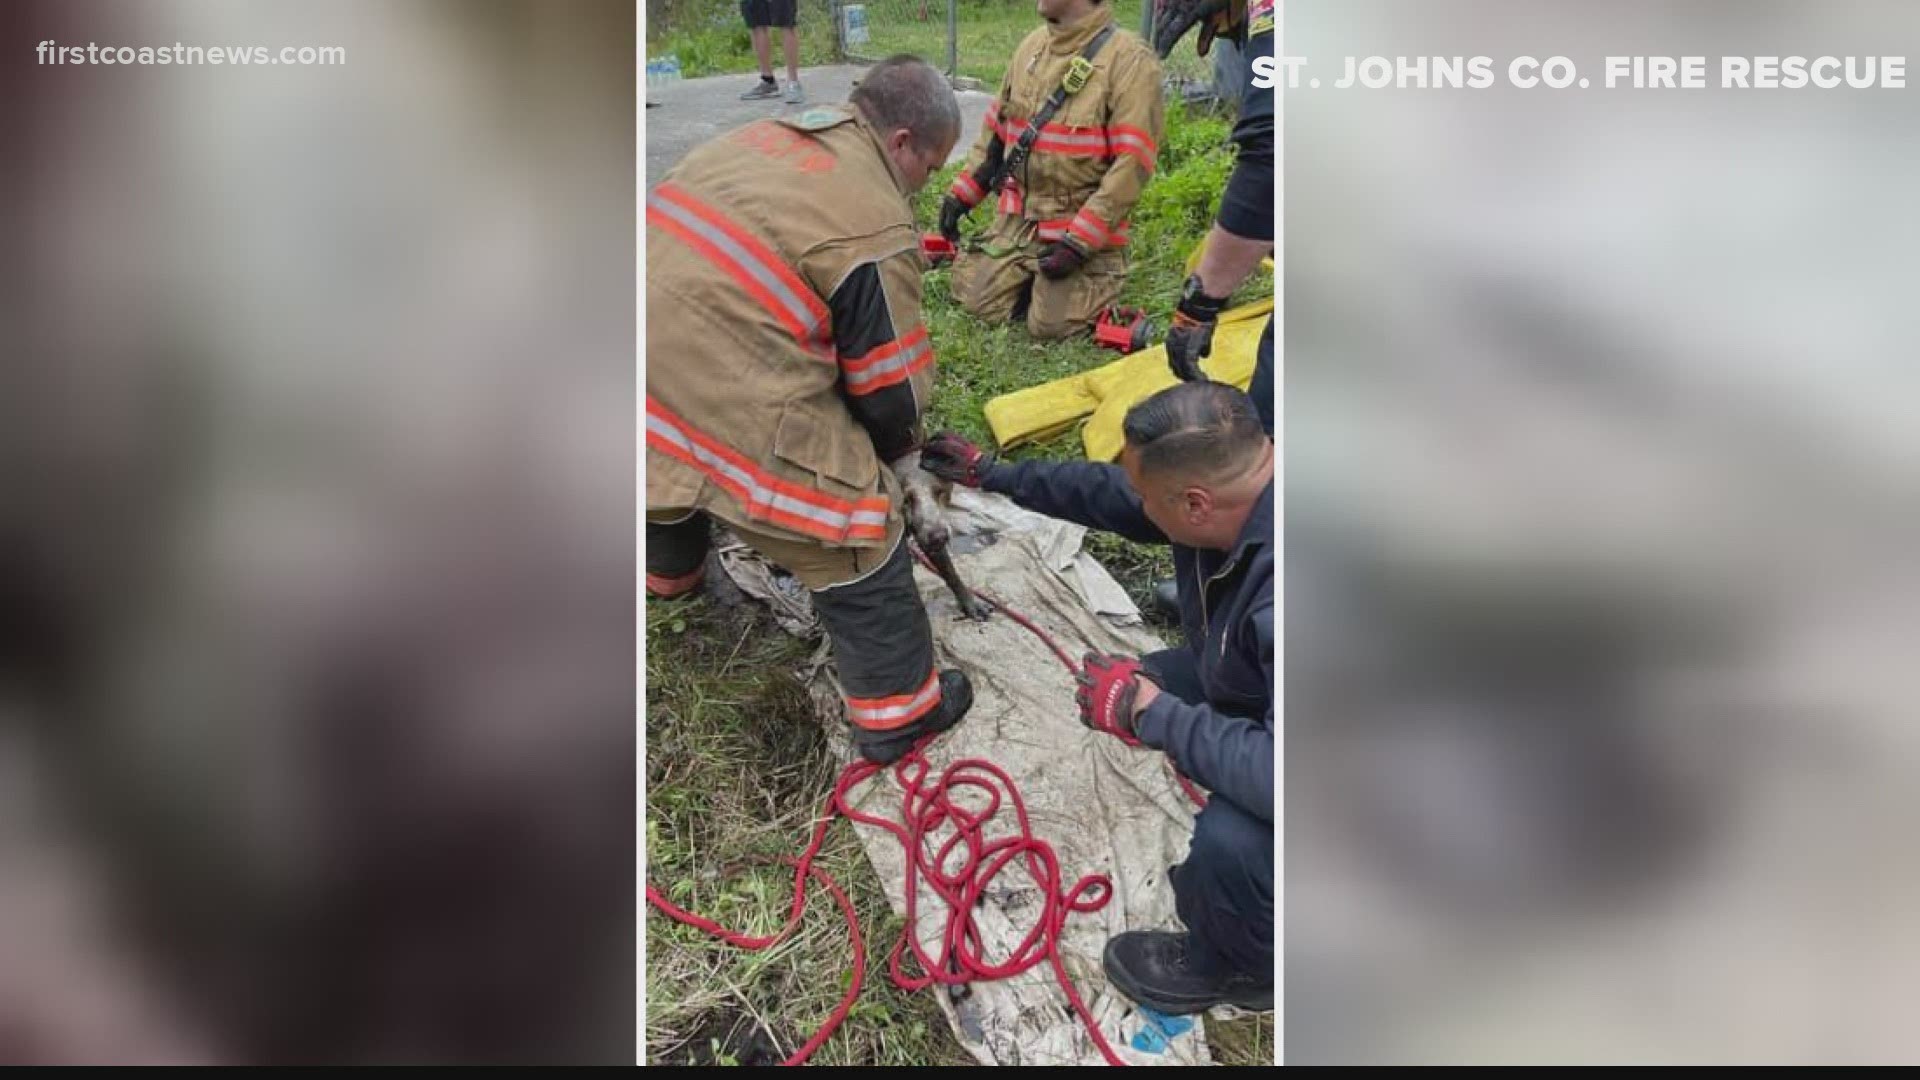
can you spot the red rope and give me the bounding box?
[647,740,1132,1066]
[911,548,1207,811]
[647,555,1208,1066]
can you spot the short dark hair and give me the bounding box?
[850,55,961,153]
[1121,381,1268,482]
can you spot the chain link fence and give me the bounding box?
[830,0,1224,99]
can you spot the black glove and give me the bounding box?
[1037,240,1088,281]
[939,196,968,245]
[920,431,994,488]
[1165,274,1228,381]
[1152,0,1231,59]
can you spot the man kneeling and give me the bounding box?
[921,381,1273,1013]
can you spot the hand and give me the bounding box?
[1037,240,1087,280]
[939,196,968,245]
[1165,311,1216,381]
[920,431,994,488]
[1076,653,1148,746]
[1165,274,1228,381]
[892,451,953,551]
[1151,0,1230,59]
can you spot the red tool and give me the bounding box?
[920,233,956,266]
[1093,305,1155,354]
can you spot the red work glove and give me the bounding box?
[920,431,995,488]
[1076,653,1149,747]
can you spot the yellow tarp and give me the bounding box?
[983,297,1272,462]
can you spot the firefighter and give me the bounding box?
[920,380,1274,1014]
[1151,0,1274,436]
[1140,0,1273,622]
[937,0,1165,341]
[645,56,976,765]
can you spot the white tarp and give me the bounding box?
[721,488,1224,1066]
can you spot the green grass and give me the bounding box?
[645,0,1213,86]
[643,593,1274,1067]
[645,592,968,1066]
[645,91,1273,1067]
[646,0,841,79]
[915,100,1270,625]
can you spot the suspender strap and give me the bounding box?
[996,23,1116,191]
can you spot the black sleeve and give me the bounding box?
[1217,25,1274,242]
[1134,603,1274,822]
[982,459,1169,546]
[830,260,932,463]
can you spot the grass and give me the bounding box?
[645,0,841,79]
[914,100,1271,628]
[643,30,1275,1064]
[645,593,965,1066]
[643,595,1275,1067]
[645,0,1214,87]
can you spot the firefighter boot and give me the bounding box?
[1151,579,1180,622]
[852,669,974,766]
[1102,931,1274,1016]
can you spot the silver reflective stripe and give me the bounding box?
[647,410,860,533]
[847,673,941,724]
[1110,132,1155,160]
[648,188,825,341]
[844,335,931,392]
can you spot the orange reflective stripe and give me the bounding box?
[1068,210,1111,249]
[1107,124,1158,170]
[950,172,985,205]
[647,183,832,355]
[647,566,707,598]
[845,671,942,731]
[994,116,1157,170]
[1038,216,1129,247]
[646,397,890,544]
[841,326,933,396]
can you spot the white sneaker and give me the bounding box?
[783,80,804,104]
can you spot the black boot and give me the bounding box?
[1102,931,1273,1015]
[1150,579,1180,622]
[852,669,973,765]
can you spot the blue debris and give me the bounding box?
[1129,1005,1194,1054]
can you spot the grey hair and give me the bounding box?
[850,55,962,153]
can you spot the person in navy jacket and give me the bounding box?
[922,380,1273,1014]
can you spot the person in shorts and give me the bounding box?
[739,0,804,103]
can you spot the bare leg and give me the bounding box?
[783,28,799,82]
[751,26,772,79]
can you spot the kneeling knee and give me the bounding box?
[1025,311,1088,341]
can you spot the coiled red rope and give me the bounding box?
[646,558,1204,1066]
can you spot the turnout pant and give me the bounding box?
[1143,647,1275,982]
[951,215,1126,342]
[646,510,945,736]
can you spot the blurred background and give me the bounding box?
[1286,0,1920,1065]
[2,0,635,1065]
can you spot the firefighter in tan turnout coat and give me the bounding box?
[939,0,1164,340]
[645,57,976,764]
